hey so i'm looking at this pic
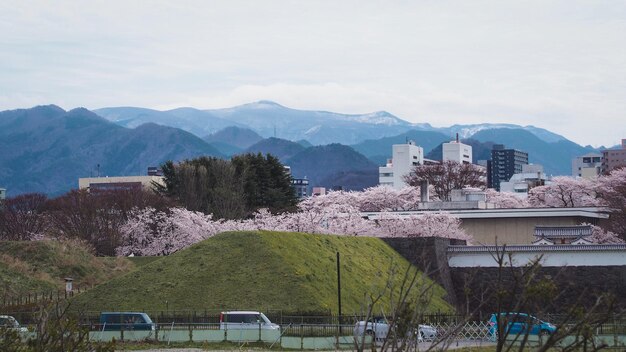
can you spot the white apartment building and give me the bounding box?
[572,152,602,178]
[379,141,424,189]
[499,164,549,198]
[443,140,472,164]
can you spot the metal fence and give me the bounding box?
[432,321,493,341]
[7,320,626,349]
[0,308,464,327]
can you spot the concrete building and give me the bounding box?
[79,175,165,192]
[312,187,326,196]
[487,144,529,191]
[378,141,424,189]
[442,139,472,164]
[284,165,309,199]
[601,139,626,174]
[0,188,5,200]
[362,207,610,245]
[499,164,548,198]
[291,178,309,199]
[572,152,602,178]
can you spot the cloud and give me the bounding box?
[1,1,625,146]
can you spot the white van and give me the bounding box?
[219,311,279,330]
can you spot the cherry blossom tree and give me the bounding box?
[527,176,599,208]
[116,200,472,255]
[583,223,624,244]
[595,168,626,237]
[375,211,471,241]
[0,193,48,240]
[483,188,530,208]
[116,207,220,256]
[354,185,417,212]
[404,161,486,201]
[298,190,357,211]
[299,186,424,213]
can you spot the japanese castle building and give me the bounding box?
[532,225,593,245]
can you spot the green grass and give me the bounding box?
[126,256,163,267]
[0,240,135,298]
[71,231,452,314]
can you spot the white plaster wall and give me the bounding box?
[448,250,626,267]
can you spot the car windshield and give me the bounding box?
[0,317,18,327]
[260,313,271,324]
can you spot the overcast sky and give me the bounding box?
[1,1,625,147]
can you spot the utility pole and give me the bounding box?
[337,252,342,323]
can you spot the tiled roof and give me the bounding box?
[447,244,626,253]
[534,225,592,238]
[361,207,610,220]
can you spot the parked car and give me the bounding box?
[353,317,437,342]
[0,315,28,333]
[98,312,156,331]
[488,312,556,339]
[219,311,279,330]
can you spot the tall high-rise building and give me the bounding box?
[379,140,424,189]
[487,144,529,191]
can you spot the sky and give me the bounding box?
[1,1,625,147]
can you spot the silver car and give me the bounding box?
[353,317,437,342]
[0,315,29,333]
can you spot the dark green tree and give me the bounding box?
[156,157,247,219]
[231,153,298,214]
[157,154,297,218]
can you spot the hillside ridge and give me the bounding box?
[70,231,452,313]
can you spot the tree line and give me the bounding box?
[156,153,297,219]
[1,157,624,257]
[0,153,298,255]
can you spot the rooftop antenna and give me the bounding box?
[96,164,100,177]
[456,133,459,142]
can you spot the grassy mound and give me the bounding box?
[71,231,452,313]
[0,240,135,298]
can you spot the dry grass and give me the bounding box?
[0,239,136,297]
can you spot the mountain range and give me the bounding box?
[95,100,568,146]
[0,102,604,196]
[0,106,222,196]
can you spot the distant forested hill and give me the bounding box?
[0,105,223,196]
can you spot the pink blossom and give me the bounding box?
[484,188,530,208]
[528,176,599,208]
[582,223,624,244]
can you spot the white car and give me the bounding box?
[0,315,29,333]
[353,317,437,342]
[219,311,280,330]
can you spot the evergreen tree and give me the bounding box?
[157,157,246,219]
[158,154,297,218]
[231,153,298,214]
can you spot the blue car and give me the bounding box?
[98,312,156,331]
[488,313,556,339]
